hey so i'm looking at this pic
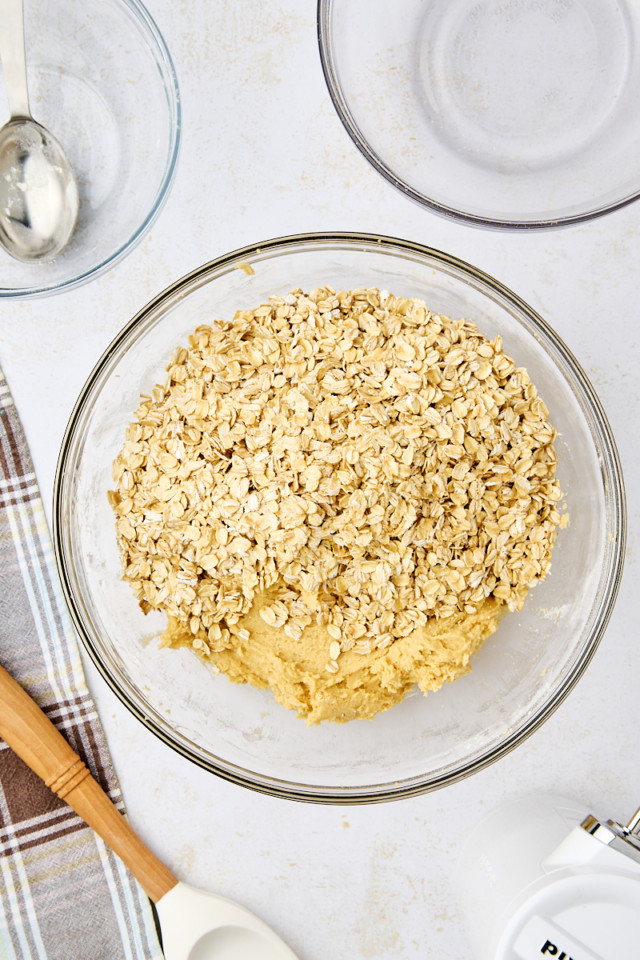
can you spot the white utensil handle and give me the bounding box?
[0,0,31,118]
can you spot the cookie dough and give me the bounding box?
[161,589,505,724]
[111,286,562,726]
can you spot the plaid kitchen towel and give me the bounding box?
[0,368,163,960]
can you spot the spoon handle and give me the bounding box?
[0,0,31,118]
[0,661,178,903]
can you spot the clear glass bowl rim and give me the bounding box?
[316,0,640,230]
[0,0,181,300]
[53,231,627,803]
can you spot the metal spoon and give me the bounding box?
[0,663,300,960]
[0,0,78,261]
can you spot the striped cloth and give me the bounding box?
[0,368,163,960]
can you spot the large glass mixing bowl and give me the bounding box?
[54,234,625,802]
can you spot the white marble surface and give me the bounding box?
[2,2,640,958]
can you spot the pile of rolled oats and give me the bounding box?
[109,287,562,670]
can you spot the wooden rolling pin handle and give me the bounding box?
[0,662,178,903]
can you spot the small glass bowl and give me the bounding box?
[54,233,625,803]
[0,0,180,298]
[318,0,640,228]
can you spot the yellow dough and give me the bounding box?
[161,591,506,724]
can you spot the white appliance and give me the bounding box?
[455,794,640,960]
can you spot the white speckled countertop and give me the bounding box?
[2,2,639,957]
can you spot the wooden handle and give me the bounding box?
[0,662,178,903]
